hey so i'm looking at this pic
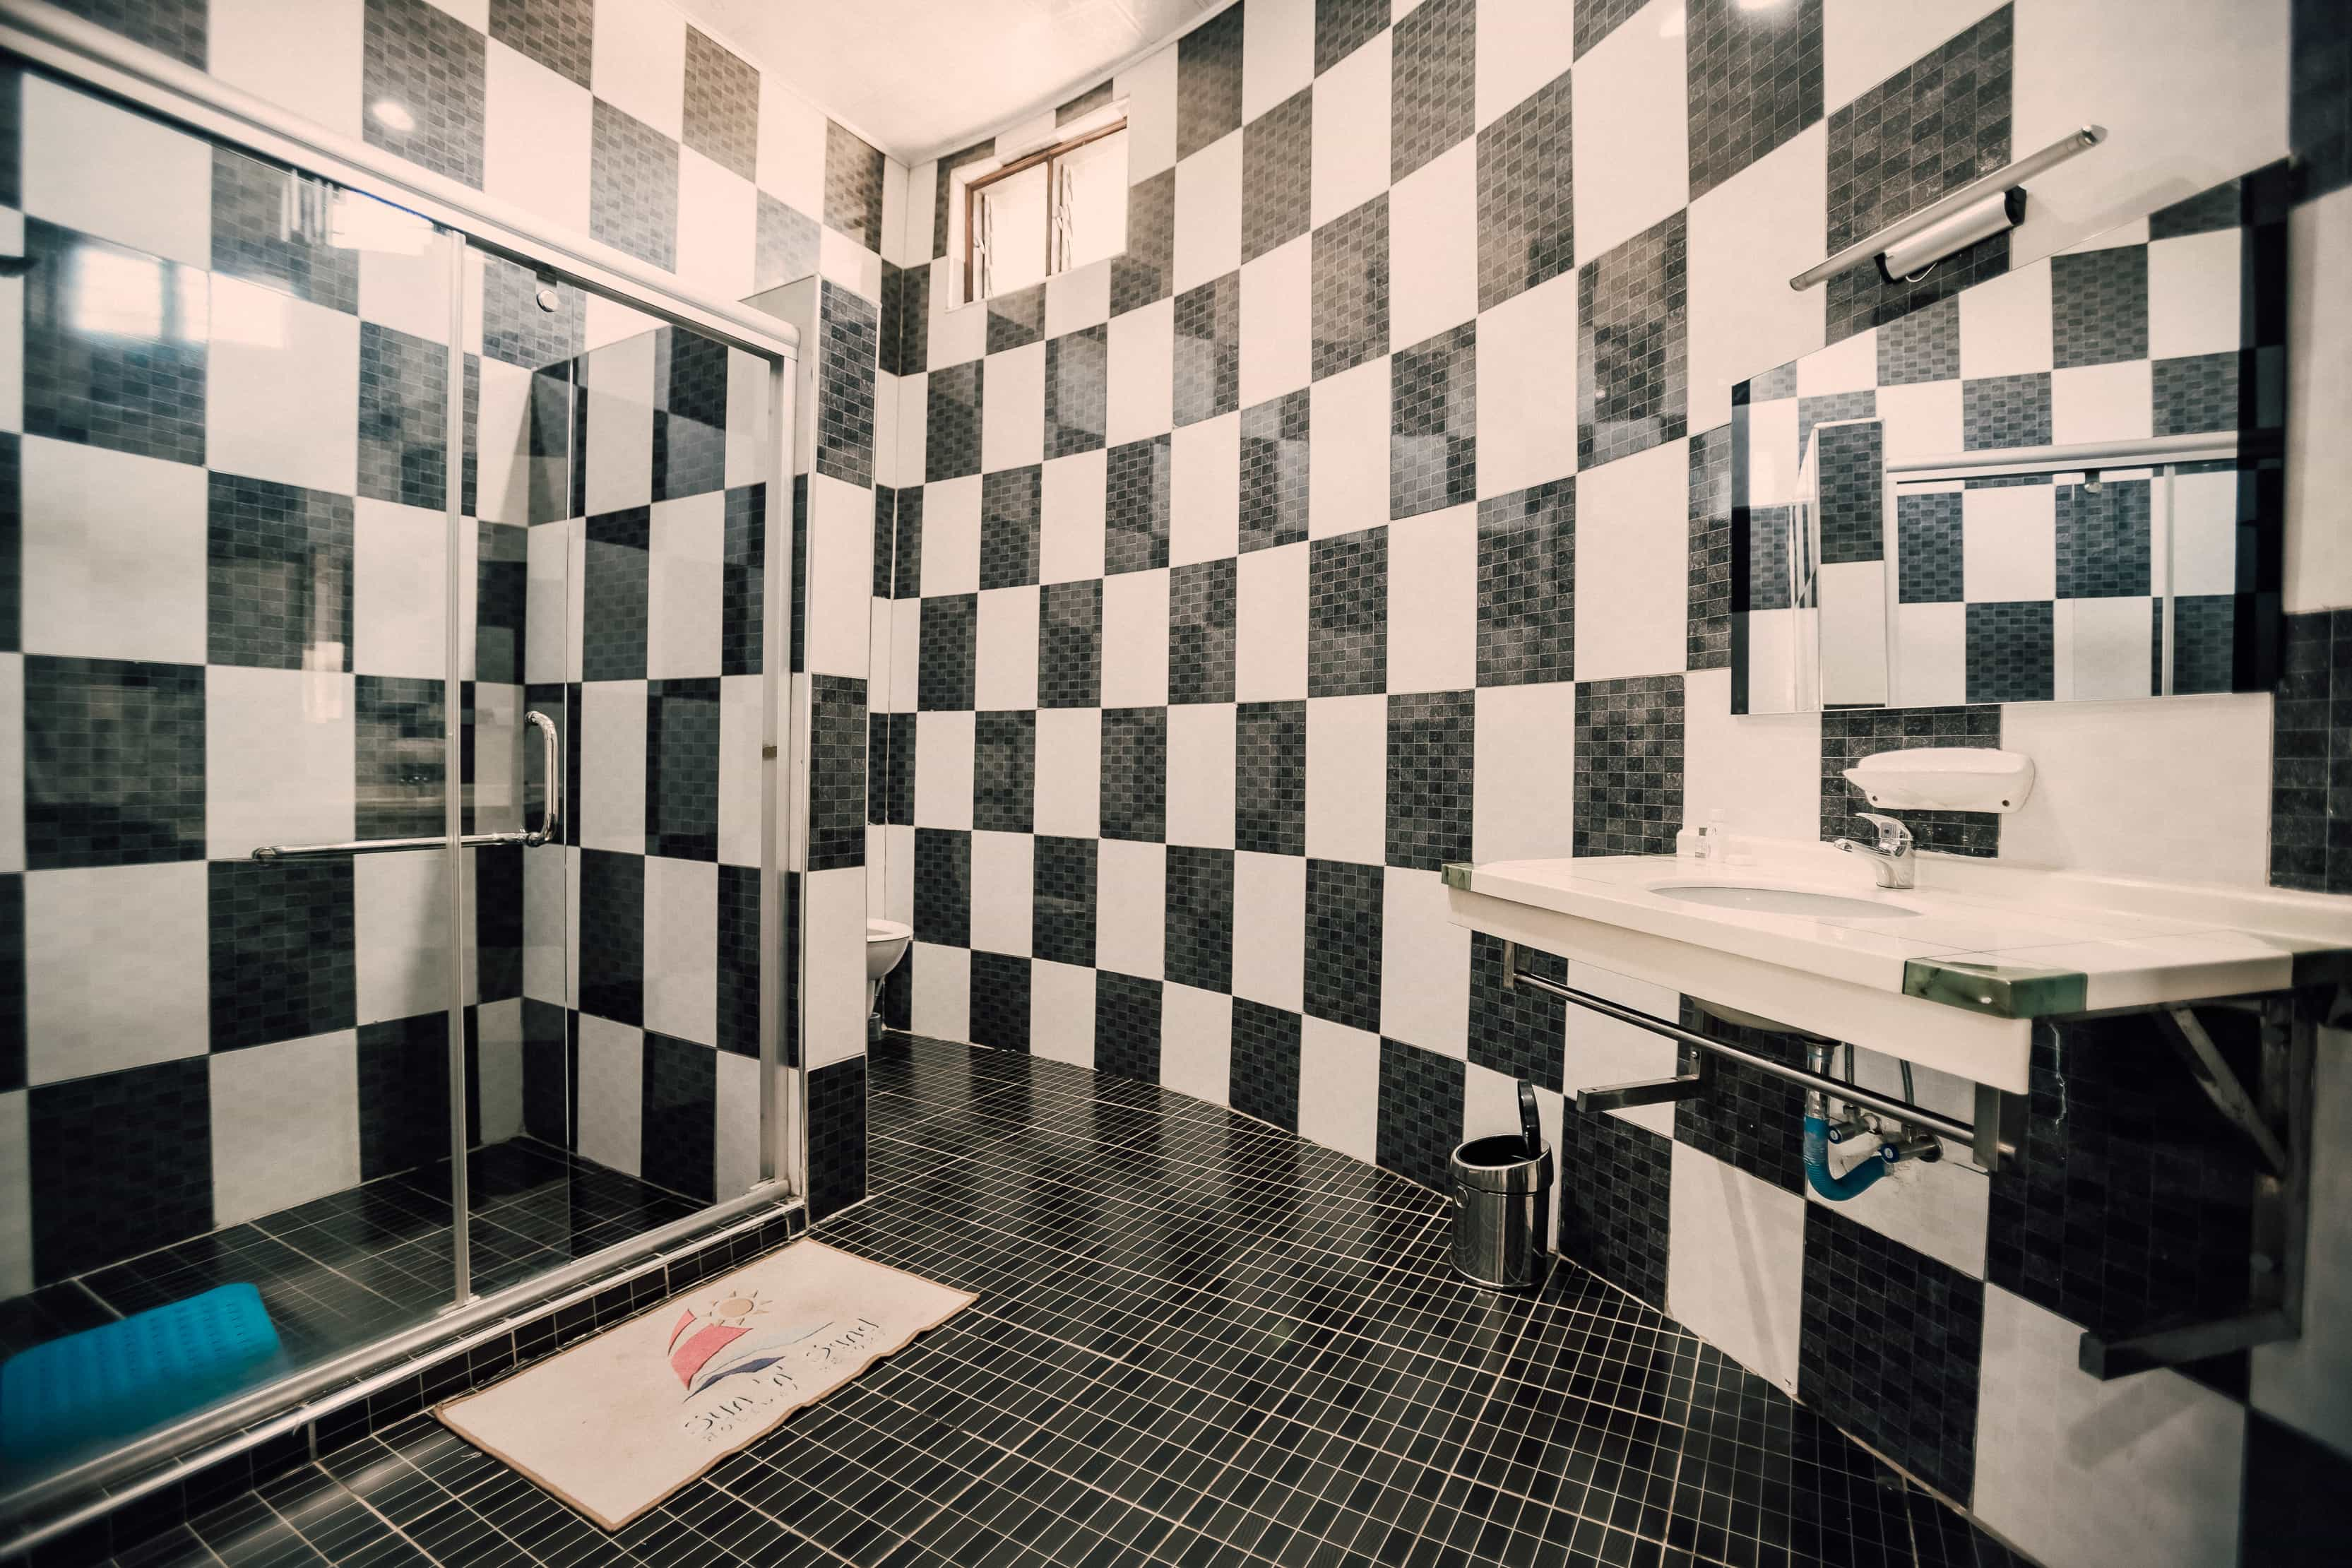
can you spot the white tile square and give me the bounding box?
[1175,131,1245,294]
[982,340,1047,473]
[575,1014,644,1177]
[2251,1018,2352,1455]
[915,710,976,830]
[1034,708,1103,839]
[1166,703,1237,849]
[355,848,470,1025]
[1389,142,1479,348]
[676,148,759,306]
[1974,1285,2245,1568]
[1040,450,1110,582]
[2055,595,2155,703]
[1795,328,1876,396]
[355,227,456,346]
[2169,466,2240,598]
[1230,850,1306,1012]
[474,357,535,525]
[525,519,574,686]
[583,329,656,515]
[1685,124,1829,434]
[1310,29,1392,227]
[1961,484,2057,602]
[1095,838,1168,980]
[919,473,982,596]
[715,1048,761,1199]
[1385,503,1477,693]
[1892,600,1967,708]
[1305,694,1386,864]
[206,667,355,860]
[642,854,718,1045]
[0,659,20,874]
[873,367,903,489]
[525,843,569,1006]
[207,278,362,495]
[1245,0,1316,121]
[1107,298,1177,444]
[472,992,521,1136]
[757,76,827,215]
[210,1031,361,1226]
[1572,437,1689,679]
[717,673,764,867]
[1235,541,1309,702]
[2050,360,2154,446]
[648,492,725,679]
[1743,396,1801,506]
[484,40,592,237]
[22,77,211,268]
[0,1095,25,1297]
[1119,46,1180,184]
[590,0,684,139]
[1958,260,2055,379]
[25,863,208,1083]
[1240,234,1314,406]
[1046,258,1114,338]
[1571,2,1689,264]
[804,867,869,1069]
[1475,269,1579,497]
[969,829,1033,957]
[1875,379,1964,467]
[910,940,972,1040]
[210,0,364,138]
[727,348,776,492]
[1159,982,1233,1105]
[1680,667,1819,845]
[975,586,1042,711]
[1171,412,1242,566]
[805,474,872,679]
[1471,682,1577,862]
[1477,0,1579,130]
[1821,0,2006,111]
[1030,959,1098,1068]
[578,679,649,853]
[1668,1141,1807,1395]
[889,599,921,713]
[1817,559,1889,707]
[927,263,986,367]
[353,498,451,679]
[1309,357,1391,537]
[19,436,207,665]
[1296,1016,1382,1160]
[1100,569,1172,707]
[1379,867,1469,1056]
[2147,228,2243,361]
[893,370,929,483]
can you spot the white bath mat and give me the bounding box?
[436,1240,974,1530]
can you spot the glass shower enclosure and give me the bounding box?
[0,59,797,1514]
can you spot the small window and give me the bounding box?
[964,123,1127,304]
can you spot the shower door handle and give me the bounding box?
[250,709,564,861]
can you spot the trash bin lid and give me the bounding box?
[1449,1135,1553,1194]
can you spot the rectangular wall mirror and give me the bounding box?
[1732,163,2288,715]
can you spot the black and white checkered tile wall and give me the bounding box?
[0,0,899,1299]
[860,4,2352,1567]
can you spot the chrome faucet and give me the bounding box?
[1837,812,1916,889]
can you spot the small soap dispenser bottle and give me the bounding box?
[1698,810,1728,864]
[1675,821,1704,860]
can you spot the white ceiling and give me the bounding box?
[670,0,1220,164]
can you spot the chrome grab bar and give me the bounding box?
[251,708,563,862]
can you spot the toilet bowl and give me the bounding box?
[865,920,913,1031]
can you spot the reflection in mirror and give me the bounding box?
[1731,162,2288,716]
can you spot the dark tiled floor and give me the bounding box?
[101,1037,2021,1567]
[4,1141,702,1374]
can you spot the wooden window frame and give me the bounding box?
[961,119,1128,305]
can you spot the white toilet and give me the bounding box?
[865,919,913,1035]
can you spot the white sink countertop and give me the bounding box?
[1442,840,2352,1093]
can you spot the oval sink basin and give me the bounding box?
[1651,883,1921,919]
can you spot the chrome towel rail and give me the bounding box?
[1501,946,2021,1170]
[251,708,562,861]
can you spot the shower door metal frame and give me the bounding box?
[0,0,811,1538]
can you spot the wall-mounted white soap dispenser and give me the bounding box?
[1842,748,2036,813]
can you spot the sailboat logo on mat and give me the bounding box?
[664,1288,891,1440]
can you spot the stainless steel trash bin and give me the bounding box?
[1448,1135,1552,1290]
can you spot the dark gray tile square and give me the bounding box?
[583,505,650,681]
[974,709,1035,834]
[1557,1104,1672,1310]
[54,0,205,69]
[1242,88,1313,265]
[1235,700,1306,857]
[489,0,592,88]
[1163,845,1234,993]
[2154,351,2240,435]
[1476,68,1572,312]
[208,859,355,1051]
[1316,0,1389,74]
[1374,1037,1461,1192]
[1039,579,1102,708]
[824,119,887,251]
[25,656,206,869]
[362,0,486,189]
[211,148,360,314]
[358,323,450,509]
[355,675,445,840]
[1815,419,1883,565]
[913,828,971,946]
[1574,0,1649,60]
[1100,707,1168,842]
[1173,273,1241,427]
[981,465,1042,589]
[480,252,583,371]
[986,284,1045,355]
[22,221,206,468]
[1819,706,2001,857]
[930,139,996,261]
[590,99,679,271]
[1105,434,1172,574]
[970,951,1031,1051]
[1305,857,1383,1033]
[1875,295,1959,386]
[28,1058,210,1285]
[1386,689,1473,871]
[1965,600,2053,703]
[1033,836,1097,968]
[1687,428,1730,672]
[1467,933,1564,1092]
[208,474,355,672]
[1229,999,1302,1132]
[1578,210,1687,469]
[1572,674,1683,857]
[1391,319,1476,518]
[816,282,879,489]
[927,359,984,482]
[1686,0,1823,201]
[2050,244,2149,369]
[1308,526,1387,697]
[682,26,760,183]
[1961,372,2052,450]
[1240,390,1310,552]
[1047,324,1109,457]
[1391,0,1475,184]
[1311,194,1389,380]
[641,1031,717,1204]
[1896,492,1964,604]
[1094,971,1162,1083]
[1177,2,1246,162]
[1112,169,1176,316]
[918,594,978,711]
[1476,479,1573,687]
[2055,477,2151,599]
[804,676,864,869]
[1169,558,1238,705]
[755,195,822,293]
[723,483,766,675]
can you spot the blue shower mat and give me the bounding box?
[0,1283,282,1464]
